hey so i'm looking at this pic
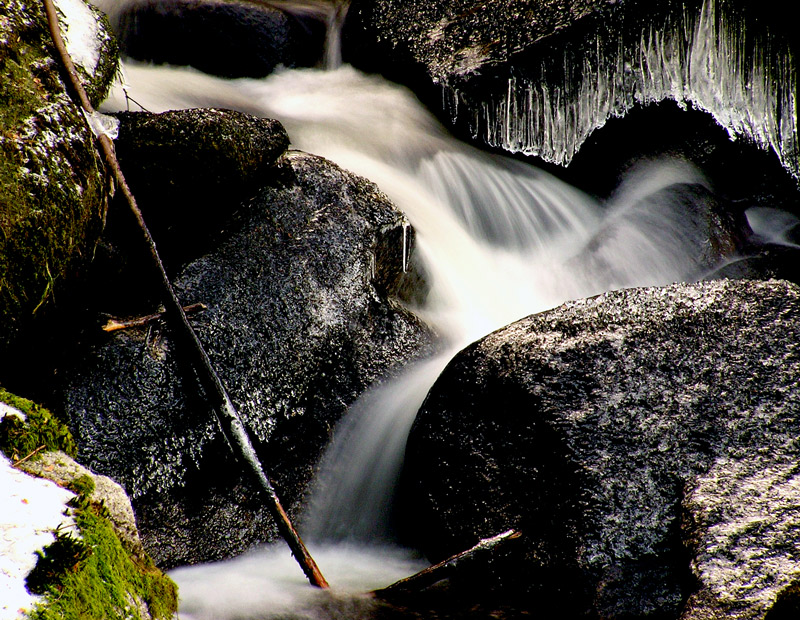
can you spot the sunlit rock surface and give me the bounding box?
[19,450,145,558]
[405,278,800,618]
[62,151,433,567]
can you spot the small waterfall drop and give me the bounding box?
[101,52,741,619]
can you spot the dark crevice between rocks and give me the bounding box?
[115,0,326,76]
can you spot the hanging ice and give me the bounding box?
[439,0,798,181]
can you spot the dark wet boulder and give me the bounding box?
[404,278,800,618]
[114,108,289,212]
[62,150,434,567]
[0,0,118,351]
[107,0,325,77]
[104,108,289,277]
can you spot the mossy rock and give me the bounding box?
[25,471,178,620]
[0,0,119,351]
[0,387,76,460]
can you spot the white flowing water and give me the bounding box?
[102,60,731,616]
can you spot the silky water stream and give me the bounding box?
[100,59,749,618]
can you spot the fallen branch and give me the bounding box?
[102,303,207,333]
[13,445,47,468]
[42,0,328,589]
[373,529,522,600]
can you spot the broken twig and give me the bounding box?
[102,303,207,333]
[373,529,522,600]
[42,0,328,589]
[13,445,47,468]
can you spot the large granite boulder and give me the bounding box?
[62,150,433,567]
[404,278,800,618]
[97,108,290,299]
[0,0,118,352]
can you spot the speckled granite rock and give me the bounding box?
[681,455,800,620]
[62,151,434,567]
[404,278,800,618]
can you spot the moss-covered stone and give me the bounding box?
[0,387,76,460]
[25,475,178,620]
[0,0,119,351]
[1,386,177,619]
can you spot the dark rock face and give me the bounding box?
[0,0,118,351]
[112,0,324,77]
[115,108,289,211]
[107,108,289,275]
[346,0,612,82]
[62,151,433,567]
[404,278,800,618]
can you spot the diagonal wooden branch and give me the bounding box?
[42,0,328,589]
[373,529,522,600]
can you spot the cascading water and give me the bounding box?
[101,60,731,617]
[94,3,762,616]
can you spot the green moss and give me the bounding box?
[26,493,179,620]
[0,0,119,349]
[0,388,76,461]
[26,530,93,596]
[66,474,95,497]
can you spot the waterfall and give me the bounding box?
[88,0,771,610]
[102,60,731,560]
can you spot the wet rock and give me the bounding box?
[404,278,800,618]
[346,0,612,82]
[62,151,434,567]
[114,108,289,212]
[681,455,800,620]
[106,0,324,77]
[102,108,289,279]
[0,0,118,351]
[709,244,800,287]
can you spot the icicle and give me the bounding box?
[439,0,798,180]
[401,220,410,273]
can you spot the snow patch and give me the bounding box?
[0,455,76,620]
[0,404,24,422]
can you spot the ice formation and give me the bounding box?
[440,0,798,181]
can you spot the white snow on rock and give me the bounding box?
[0,404,24,421]
[54,0,102,75]
[0,450,75,620]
